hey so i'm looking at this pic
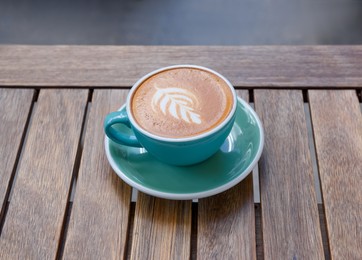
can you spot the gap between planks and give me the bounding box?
[55,90,93,260]
[304,102,323,204]
[356,89,362,103]
[5,89,40,202]
[124,202,136,260]
[304,89,332,259]
[303,90,331,259]
[357,90,362,113]
[0,89,38,235]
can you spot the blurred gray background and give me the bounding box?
[1,0,362,45]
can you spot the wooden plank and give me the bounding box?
[197,90,256,260]
[198,177,255,260]
[130,193,191,260]
[0,89,88,259]
[63,90,132,259]
[309,90,362,259]
[254,90,324,259]
[1,45,362,87]
[0,89,34,210]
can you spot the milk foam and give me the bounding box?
[151,86,201,124]
[131,68,233,138]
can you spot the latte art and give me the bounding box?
[131,67,234,138]
[151,87,201,124]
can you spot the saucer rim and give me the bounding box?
[104,97,264,200]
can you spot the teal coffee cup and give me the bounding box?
[104,65,237,166]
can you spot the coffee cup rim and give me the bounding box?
[126,65,237,142]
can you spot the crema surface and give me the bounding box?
[131,68,234,138]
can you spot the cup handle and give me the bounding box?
[104,110,142,147]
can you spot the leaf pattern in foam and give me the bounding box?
[152,87,202,124]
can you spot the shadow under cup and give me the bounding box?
[104,65,237,166]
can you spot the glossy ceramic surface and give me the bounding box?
[105,97,264,200]
[104,65,238,166]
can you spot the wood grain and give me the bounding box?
[0,89,34,210]
[0,89,88,259]
[309,90,362,259]
[63,89,132,259]
[254,90,324,259]
[1,45,362,87]
[197,90,256,260]
[198,176,256,260]
[130,193,191,260]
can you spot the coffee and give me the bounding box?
[131,67,234,138]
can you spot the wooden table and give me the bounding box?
[0,45,361,259]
